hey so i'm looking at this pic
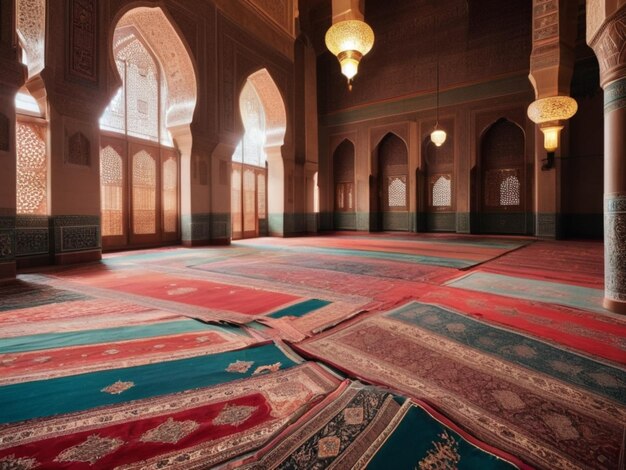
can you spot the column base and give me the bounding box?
[603,297,626,315]
[54,250,101,265]
[0,261,16,280]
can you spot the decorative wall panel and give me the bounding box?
[16,121,47,215]
[53,215,100,253]
[68,0,97,83]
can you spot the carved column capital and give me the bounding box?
[588,6,626,88]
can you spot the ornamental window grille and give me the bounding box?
[484,169,521,207]
[500,174,520,206]
[16,121,47,215]
[232,82,267,167]
[100,32,169,145]
[388,176,407,208]
[100,145,124,236]
[132,150,157,235]
[231,166,242,236]
[162,155,178,233]
[432,175,452,207]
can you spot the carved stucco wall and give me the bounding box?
[16,0,45,78]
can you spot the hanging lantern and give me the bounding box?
[325,19,375,90]
[527,96,578,152]
[431,127,447,147]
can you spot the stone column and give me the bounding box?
[587,4,626,313]
[0,0,26,279]
[42,0,111,265]
[528,0,578,238]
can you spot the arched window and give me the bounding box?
[99,7,197,249]
[16,121,47,215]
[432,175,452,208]
[231,81,269,240]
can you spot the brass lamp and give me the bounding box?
[527,96,578,152]
[325,19,375,90]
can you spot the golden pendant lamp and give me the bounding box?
[325,19,375,90]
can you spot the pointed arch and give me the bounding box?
[376,133,409,231]
[333,139,356,230]
[477,118,528,234]
[422,127,455,232]
[100,6,198,249]
[231,68,287,238]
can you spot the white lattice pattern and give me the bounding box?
[16,121,47,215]
[233,81,267,167]
[388,176,406,208]
[500,175,521,206]
[100,146,124,236]
[432,175,452,207]
[132,150,156,234]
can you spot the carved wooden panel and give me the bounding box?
[68,0,97,83]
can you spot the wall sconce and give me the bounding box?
[325,19,375,90]
[527,96,577,169]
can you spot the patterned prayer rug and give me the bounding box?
[446,271,608,314]
[296,302,626,470]
[0,319,257,385]
[0,363,339,469]
[480,239,604,288]
[235,234,531,269]
[37,263,371,341]
[0,342,301,424]
[234,381,528,469]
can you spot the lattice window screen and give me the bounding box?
[100,146,124,236]
[432,175,452,207]
[485,169,521,207]
[122,39,159,141]
[231,166,242,235]
[16,121,47,215]
[239,82,267,167]
[388,176,407,208]
[162,156,177,233]
[100,59,126,133]
[257,172,266,218]
[132,150,157,234]
[243,169,256,233]
[500,174,520,206]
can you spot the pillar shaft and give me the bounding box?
[588,5,626,313]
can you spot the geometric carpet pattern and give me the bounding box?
[0,233,623,469]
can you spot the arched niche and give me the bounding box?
[476,118,529,234]
[231,68,287,238]
[100,6,198,249]
[422,126,455,232]
[333,139,356,230]
[373,133,409,231]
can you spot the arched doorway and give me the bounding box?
[376,133,409,231]
[231,69,286,239]
[423,134,455,231]
[478,119,528,234]
[333,139,356,230]
[99,7,197,250]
